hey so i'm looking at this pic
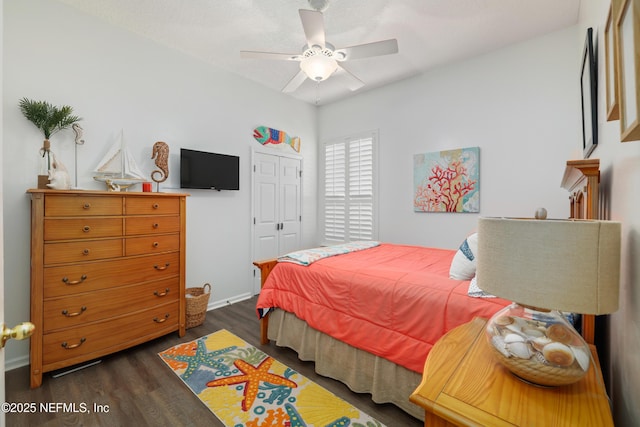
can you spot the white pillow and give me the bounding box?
[449,232,478,280]
[467,276,495,298]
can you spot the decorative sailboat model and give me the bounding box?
[93,131,147,191]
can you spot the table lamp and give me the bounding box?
[476,216,621,386]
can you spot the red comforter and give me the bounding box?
[256,243,511,373]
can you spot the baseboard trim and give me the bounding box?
[207,292,253,310]
[6,354,30,371]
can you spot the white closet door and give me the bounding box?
[278,156,301,255]
[254,153,279,263]
[252,151,302,294]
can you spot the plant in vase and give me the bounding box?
[18,98,82,189]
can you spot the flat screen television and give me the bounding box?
[180,148,240,190]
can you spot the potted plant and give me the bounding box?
[19,98,81,188]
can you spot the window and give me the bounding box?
[321,131,378,244]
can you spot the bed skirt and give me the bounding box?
[267,308,424,420]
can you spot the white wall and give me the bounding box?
[2,0,317,368]
[319,27,580,249]
[578,1,640,426]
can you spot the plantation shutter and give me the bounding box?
[322,132,377,244]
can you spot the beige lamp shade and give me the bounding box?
[476,217,621,315]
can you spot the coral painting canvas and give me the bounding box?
[413,147,479,212]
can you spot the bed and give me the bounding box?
[254,240,511,419]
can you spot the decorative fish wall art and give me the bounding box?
[253,126,301,152]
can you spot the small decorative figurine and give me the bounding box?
[46,152,71,190]
[72,123,85,145]
[151,141,169,191]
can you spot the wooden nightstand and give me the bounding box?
[410,318,614,426]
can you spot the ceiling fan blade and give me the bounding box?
[335,39,398,61]
[241,50,301,61]
[282,70,308,93]
[336,64,364,91]
[299,9,325,48]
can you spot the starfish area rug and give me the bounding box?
[159,329,385,427]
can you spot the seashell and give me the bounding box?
[507,341,533,359]
[542,342,575,367]
[494,315,514,326]
[522,327,545,338]
[491,336,511,358]
[504,333,525,343]
[505,324,524,334]
[572,347,590,371]
[532,336,552,351]
[547,323,574,344]
[512,316,530,329]
[533,351,548,365]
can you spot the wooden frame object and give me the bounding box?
[617,0,640,141]
[581,27,598,158]
[606,2,620,121]
[253,258,278,344]
[561,158,600,345]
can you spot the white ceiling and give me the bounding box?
[56,0,581,105]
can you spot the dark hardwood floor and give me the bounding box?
[6,296,422,426]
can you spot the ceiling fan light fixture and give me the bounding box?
[300,50,337,81]
[308,0,330,12]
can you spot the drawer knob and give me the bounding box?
[82,226,91,233]
[154,288,170,297]
[153,242,159,248]
[154,263,170,271]
[153,314,170,323]
[83,203,91,210]
[62,306,87,317]
[82,249,90,256]
[62,275,87,285]
[153,223,159,229]
[152,203,159,209]
[61,338,86,349]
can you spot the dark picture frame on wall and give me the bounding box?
[581,27,598,158]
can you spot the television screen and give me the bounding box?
[180,148,240,190]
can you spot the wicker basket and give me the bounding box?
[185,283,211,329]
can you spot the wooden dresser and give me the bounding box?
[28,189,188,388]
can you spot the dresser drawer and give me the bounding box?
[45,195,123,217]
[43,277,180,332]
[44,218,123,241]
[44,238,123,264]
[125,234,180,256]
[42,302,180,366]
[44,252,181,298]
[125,196,179,215]
[125,215,180,236]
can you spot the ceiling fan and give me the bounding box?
[240,8,399,93]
